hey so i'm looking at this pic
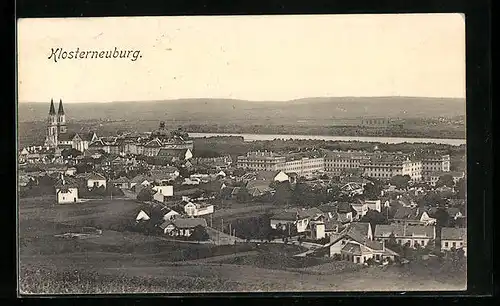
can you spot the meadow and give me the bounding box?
[18,196,466,294]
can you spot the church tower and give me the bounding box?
[45,99,58,148]
[57,99,67,134]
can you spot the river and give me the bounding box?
[188,132,466,146]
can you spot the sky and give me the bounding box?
[17,14,465,103]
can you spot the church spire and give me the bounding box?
[57,99,65,115]
[49,99,56,115]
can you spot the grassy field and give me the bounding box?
[18,195,466,294]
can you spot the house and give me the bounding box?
[441,227,466,255]
[159,217,207,237]
[157,148,193,162]
[136,210,151,222]
[55,175,79,204]
[336,202,355,223]
[184,201,214,217]
[163,209,180,221]
[364,200,382,212]
[135,204,172,225]
[391,207,436,226]
[270,208,324,234]
[152,185,174,197]
[65,167,77,176]
[183,177,201,185]
[149,167,180,183]
[374,224,436,248]
[72,132,99,152]
[84,172,107,189]
[130,175,150,189]
[322,222,392,262]
[274,170,290,182]
[245,180,273,197]
[340,240,399,264]
[110,177,130,189]
[351,202,368,219]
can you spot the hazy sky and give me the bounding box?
[17,14,465,103]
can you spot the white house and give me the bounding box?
[152,185,174,197]
[136,210,151,222]
[274,170,290,182]
[351,202,369,219]
[184,202,215,217]
[85,173,107,189]
[364,200,382,212]
[163,209,180,221]
[441,227,466,255]
[65,167,77,176]
[183,177,201,185]
[56,186,79,204]
[310,221,326,240]
[55,175,79,204]
[159,217,207,237]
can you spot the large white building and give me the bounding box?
[236,151,286,171]
[360,155,422,181]
[277,157,325,178]
[324,151,372,176]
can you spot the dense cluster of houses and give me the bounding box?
[18,101,467,265]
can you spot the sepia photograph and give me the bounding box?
[17,14,466,294]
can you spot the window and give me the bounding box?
[341,240,346,245]
[444,242,449,247]
[452,242,456,248]
[460,242,463,246]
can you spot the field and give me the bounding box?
[18,196,466,294]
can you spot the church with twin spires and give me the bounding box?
[44,99,67,149]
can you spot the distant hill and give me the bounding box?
[17,97,465,123]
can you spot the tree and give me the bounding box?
[189,225,210,241]
[434,206,450,253]
[455,178,466,199]
[137,188,154,201]
[363,182,382,200]
[389,175,411,190]
[236,185,251,203]
[418,192,447,208]
[436,174,455,188]
[360,209,388,231]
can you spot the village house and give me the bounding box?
[364,200,382,212]
[245,180,274,197]
[110,176,130,189]
[336,202,355,223]
[270,208,324,234]
[184,201,215,217]
[159,217,207,237]
[318,222,398,264]
[54,175,79,204]
[72,132,99,152]
[152,185,174,197]
[441,227,467,255]
[65,167,77,176]
[351,201,369,219]
[391,206,436,226]
[374,223,436,248]
[82,172,107,189]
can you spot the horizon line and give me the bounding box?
[18,95,466,104]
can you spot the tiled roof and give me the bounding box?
[441,227,466,240]
[85,172,106,180]
[58,132,77,142]
[160,217,207,229]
